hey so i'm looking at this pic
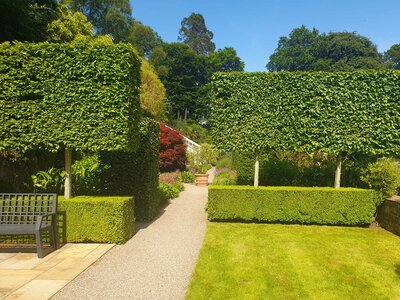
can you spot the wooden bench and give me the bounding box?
[0,193,59,258]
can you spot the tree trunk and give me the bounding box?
[254,155,259,187]
[334,154,342,188]
[64,148,72,199]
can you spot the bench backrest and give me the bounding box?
[0,194,58,225]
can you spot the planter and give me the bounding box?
[195,173,209,187]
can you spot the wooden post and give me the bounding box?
[334,154,342,188]
[64,148,72,199]
[254,155,259,187]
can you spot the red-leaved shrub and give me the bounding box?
[160,123,187,172]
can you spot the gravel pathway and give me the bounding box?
[52,169,214,300]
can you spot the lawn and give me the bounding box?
[187,223,400,300]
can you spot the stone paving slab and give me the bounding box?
[0,243,114,300]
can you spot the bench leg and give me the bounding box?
[35,231,44,258]
[49,225,59,250]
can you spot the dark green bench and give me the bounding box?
[0,193,59,258]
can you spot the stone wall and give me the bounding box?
[377,197,400,236]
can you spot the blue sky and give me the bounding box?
[130,0,400,72]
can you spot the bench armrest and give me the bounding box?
[35,212,57,230]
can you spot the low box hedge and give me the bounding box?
[58,196,135,244]
[207,186,377,225]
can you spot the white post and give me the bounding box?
[254,155,259,187]
[64,148,72,199]
[334,154,342,188]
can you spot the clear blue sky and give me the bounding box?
[130,0,400,72]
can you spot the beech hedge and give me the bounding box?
[207,186,377,225]
[0,42,141,153]
[211,71,400,156]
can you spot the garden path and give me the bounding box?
[52,168,214,300]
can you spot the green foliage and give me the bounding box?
[0,42,141,153]
[72,153,109,195]
[212,170,237,186]
[140,58,166,118]
[100,117,161,221]
[172,119,210,144]
[159,181,184,201]
[361,159,400,200]
[178,13,215,55]
[180,171,196,183]
[208,47,245,72]
[0,0,58,42]
[47,4,94,43]
[188,143,218,173]
[128,22,163,57]
[58,196,135,244]
[211,71,400,158]
[384,44,400,70]
[31,167,65,193]
[267,26,385,71]
[207,186,377,225]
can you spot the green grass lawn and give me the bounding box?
[187,223,400,300]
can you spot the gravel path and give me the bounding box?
[52,169,214,300]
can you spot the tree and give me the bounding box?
[47,4,94,43]
[150,43,209,121]
[128,22,163,58]
[208,47,245,72]
[0,0,58,42]
[65,0,132,41]
[178,13,215,55]
[140,59,166,119]
[384,44,400,70]
[267,26,385,72]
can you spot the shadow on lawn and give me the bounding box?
[395,265,400,279]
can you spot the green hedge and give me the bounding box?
[0,42,141,153]
[100,117,161,221]
[58,196,135,244]
[211,71,400,156]
[207,186,376,225]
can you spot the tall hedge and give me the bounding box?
[100,117,161,221]
[0,42,141,152]
[212,71,400,156]
[211,71,400,186]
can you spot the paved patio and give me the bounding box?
[0,243,114,300]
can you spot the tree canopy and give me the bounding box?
[384,44,400,70]
[178,12,215,55]
[267,26,385,72]
[128,22,163,57]
[0,0,58,42]
[208,47,245,72]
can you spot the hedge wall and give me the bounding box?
[58,196,135,244]
[211,71,400,156]
[0,42,141,152]
[207,186,376,225]
[100,117,161,221]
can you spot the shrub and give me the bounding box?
[212,170,237,185]
[159,182,184,201]
[31,167,65,193]
[207,186,376,225]
[361,159,400,201]
[188,143,218,173]
[180,171,196,183]
[216,155,233,169]
[58,196,135,244]
[159,123,187,172]
[159,171,181,184]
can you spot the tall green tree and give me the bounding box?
[208,47,245,72]
[178,13,215,55]
[151,43,209,121]
[128,22,163,57]
[65,0,132,41]
[267,26,385,71]
[384,44,400,70]
[47,4,94,43]
[0,0,58,42]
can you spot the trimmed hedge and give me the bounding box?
[100,117,161,221]
[0,42,141,153]
[207,186,376,225]
[58,196,135,244]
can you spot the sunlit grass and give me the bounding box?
[187,223,400,300]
